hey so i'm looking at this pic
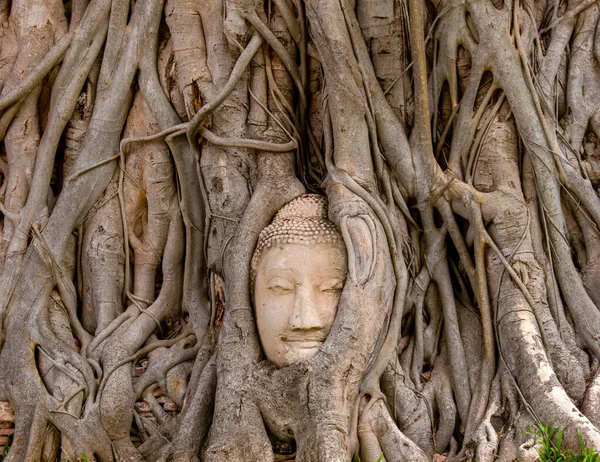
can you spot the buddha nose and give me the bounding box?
[290,285,323,331]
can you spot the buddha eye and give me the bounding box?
[319,279,344,293]
[267,278,294,294]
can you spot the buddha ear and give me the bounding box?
[326,182,378,285]
[340,214,377,285]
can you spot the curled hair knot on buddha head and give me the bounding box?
[250,194,345,285]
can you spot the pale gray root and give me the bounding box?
[156,328,219,461]
[425,346,458,454]
[381,363,434,455]
[80,175,124,334]
[472,374,503,462]
[360,400,430,462]
[133,337,198,401]
[583,368,600,428]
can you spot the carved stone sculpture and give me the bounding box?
[251,194,347,367]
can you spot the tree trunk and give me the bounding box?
[0,0,599,460]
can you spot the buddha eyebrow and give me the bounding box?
[264,267,296,275]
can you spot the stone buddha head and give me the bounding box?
[251,195,347,367]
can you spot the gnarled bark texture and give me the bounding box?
[0,0,599,460]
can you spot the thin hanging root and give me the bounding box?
[245,12,307,108]
[540,0,599,32]
[435,101,461,158]
[482,224,549,326]
[197,126,297,151]
[118,144,132,306]
[410,294,426,390]
[249,85,297,142]
[262,49,297,125]
[31,226,92,350]
[438,199,475,278]
[32,307,98,415]
[466,93,506,184]
[62,385,86,410]
[37,346,88,398]
[114,115,295,159]
[97,290,187,402]
[86,309,136,357]
[120,125,188,153]
[460,205,495,449]
[391,180,420,232]
[187,31,263,141]
[29,229,99,413]
[67,152,122,180]
[33,329,96,422]
[0,104,20,141]
[0,30,75,113]
[134,342,199,397]
[272,0,301,44]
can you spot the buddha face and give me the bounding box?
[254,242,347,367]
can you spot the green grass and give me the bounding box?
[353,454,383,462]
[0,440,91,462]
[525,422,600,462]
[59,453,90,462]
[0,436,12,462]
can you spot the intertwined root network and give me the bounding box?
[0,0,599,460]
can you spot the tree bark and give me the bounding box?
[0,0,599,460]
